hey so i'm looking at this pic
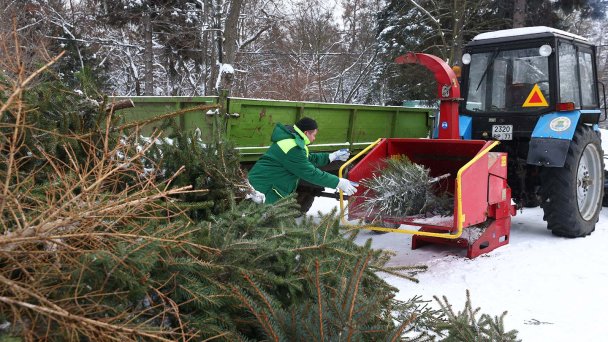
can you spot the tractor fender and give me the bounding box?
[526,111,581,167]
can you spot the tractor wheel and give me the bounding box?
[603,170,608,207]
[540,125,604,237]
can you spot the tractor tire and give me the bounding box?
[603,170,608,207]
[540,125,604,237]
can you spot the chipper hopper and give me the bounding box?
[341,138,516,258]
[338,52,516,258]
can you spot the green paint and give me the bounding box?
[112,96,432,162]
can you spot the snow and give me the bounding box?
[307,197,608,341]
[304,129,608,341]
[215,63,235,91]
[473,26,588,42]
[409,214,453,226]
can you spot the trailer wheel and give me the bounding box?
[540,125,604,237]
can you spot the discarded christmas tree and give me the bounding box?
[0,29,519,342]
[351,156,453,221]
[142,113,247,220]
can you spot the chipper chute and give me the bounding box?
[337,52,516,258]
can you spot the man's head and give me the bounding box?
[295,117,318,143]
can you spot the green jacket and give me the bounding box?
[248,123,340,204]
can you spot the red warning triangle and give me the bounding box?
[522,84,548,107]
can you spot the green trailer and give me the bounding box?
[112,96,433,210]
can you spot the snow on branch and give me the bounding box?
[215,63,235,91]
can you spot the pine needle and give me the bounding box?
[350,156,453,222]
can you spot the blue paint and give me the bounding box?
[531,111,580,140]
[459,115,472,140]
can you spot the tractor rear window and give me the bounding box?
[579,51,597,107]
[559,43,581,106]
[466,48,550,113]
[558,42,598,109]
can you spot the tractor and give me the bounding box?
[458,26,604,238]
[342,27,604,257]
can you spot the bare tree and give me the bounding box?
[513,0,527,28]
[143,9,154,95]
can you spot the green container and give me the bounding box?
[111,96,217,137]
[112,96,433,162]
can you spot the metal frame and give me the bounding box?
[337,139,500,240]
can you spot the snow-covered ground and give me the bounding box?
[305,130,608,341]
[308,198,607,341]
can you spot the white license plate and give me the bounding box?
[492,125,513,140]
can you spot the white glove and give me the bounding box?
[245,181,266,204]
[246,189,266,204]
[336,178,358,196]
[329,149,350,162]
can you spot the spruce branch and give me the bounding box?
[115,103,220,132]
[432,290,521,341]
[346,252,372,342]
[315,259,324,342]
[242,273,277,319]
[0,43,66,122]
[231,285,280,342]
[0,34,201,337]
[390,312,417,342]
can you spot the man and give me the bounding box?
[247,117,358,204]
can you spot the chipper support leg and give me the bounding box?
[412,217,511,258]
[466,217,510,258]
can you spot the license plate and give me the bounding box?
[492,125,513,140]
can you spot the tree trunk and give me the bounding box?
[223,0,243,66]
[217,0,244,93]
[143,10,154,95]
[201,0,212,95]
[206,0,223,94]
[450,0,465,67]
[513,0,526,28]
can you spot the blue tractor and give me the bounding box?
[458,26,605,237]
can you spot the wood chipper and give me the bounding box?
[339,52,516,258]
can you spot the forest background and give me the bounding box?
[3,0,608,106]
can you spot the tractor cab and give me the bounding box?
[458,26,604,239]
[459,26,601,141]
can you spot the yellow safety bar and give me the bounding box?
[338,140,500,239]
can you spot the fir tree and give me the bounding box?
[350,157,453,222]
[143,114,247,220]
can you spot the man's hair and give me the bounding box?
[295,117,318,131]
